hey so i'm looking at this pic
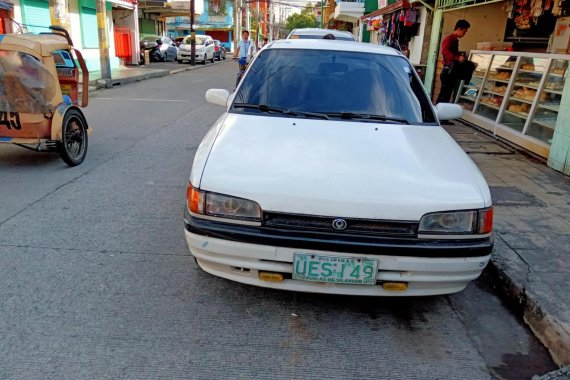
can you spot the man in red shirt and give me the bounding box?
[436,19,470,104]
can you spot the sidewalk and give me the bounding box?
[444,122,570,368]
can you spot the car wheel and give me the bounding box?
[202,56,206,65]
[57,109,88,167]
[177,59,183,64]
[211,54,215,63]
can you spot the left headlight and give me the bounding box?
[418,208,493,235]
[186,184,261,222]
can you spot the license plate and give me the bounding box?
[293,253,378,285]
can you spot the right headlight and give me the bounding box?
[186,184,261,222]
[418,208,493,235]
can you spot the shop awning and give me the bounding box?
[0,0,13,10]
[361,0,409,20]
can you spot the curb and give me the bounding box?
[488,240,570,367]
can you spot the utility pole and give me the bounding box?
[320,0,324,28]
[190,0,196,65]
[267,0,271,41]
[246,3,250,32]
[49,0,71,31]
[96,0,111,85]
[234,0,239,52]
[256,0,260,46]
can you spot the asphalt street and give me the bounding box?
[0,61,558,379]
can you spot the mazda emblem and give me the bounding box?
[332,218,348,231]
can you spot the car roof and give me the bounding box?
[288,28,355,39]
[266,39,401,56]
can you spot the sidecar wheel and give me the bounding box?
[57,109,88,167]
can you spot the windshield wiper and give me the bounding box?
[325,112,409,124]
[233,103,329,120]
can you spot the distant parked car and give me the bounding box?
[177,35,215,64]
[287,28,355,41]
[140,35,178,62]
[213,40,227,61]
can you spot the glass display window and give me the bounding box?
[526,59,568,144]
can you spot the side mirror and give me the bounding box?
[436,103,462,121]
[206,89,230,107]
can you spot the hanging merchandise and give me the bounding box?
[404,8,418,27]
[552,0,563,15]
[514,0,532,29]
[544,0,552,11]
[398,9,405,22]
[530,0,543,18]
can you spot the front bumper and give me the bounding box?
[177,52,205,61]
[184,216,493,296]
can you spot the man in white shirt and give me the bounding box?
[234,30,256,86]
[235,30,256,64]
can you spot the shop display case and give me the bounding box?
[455,51,570,158]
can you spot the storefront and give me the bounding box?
[111,0,139,65]
[0,0,14,34]
[425,0,570,173]
[20,0,50,33]
[361,0,431,71]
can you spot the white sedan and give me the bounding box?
[184,39,493,296]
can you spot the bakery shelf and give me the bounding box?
[544,88,564,95]
[538,103,560,112]
[514,82,540,89]
[504,110,529,119]
[488,78,511,84]
[532,119,556,129]
[548,72,565,78]
[518,69,545,75]
[510,97,534,104]
[483,90,506,96]
[479,102,501,110]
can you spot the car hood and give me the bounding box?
[198,114,491,221]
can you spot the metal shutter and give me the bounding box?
[80,6,99,48]
[22,0,50,34]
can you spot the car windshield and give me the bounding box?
[232,49,436,124]
[183,36,206,45]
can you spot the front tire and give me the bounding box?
[57,109,88,167]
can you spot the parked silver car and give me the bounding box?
[177,35,216,64]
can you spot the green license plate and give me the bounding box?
[293,253,378,285]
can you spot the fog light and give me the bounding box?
[259,272,284,282]
[382,282,408,291]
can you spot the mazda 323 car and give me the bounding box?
[184,39,493,296]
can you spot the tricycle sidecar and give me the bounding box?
[0,26,90,166]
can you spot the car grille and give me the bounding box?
[263,212,418,237]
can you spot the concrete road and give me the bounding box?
[0,61,557,379]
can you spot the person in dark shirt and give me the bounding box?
[436,19,470,104]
